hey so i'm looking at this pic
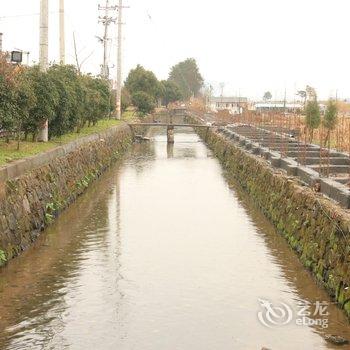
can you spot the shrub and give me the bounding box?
[0,57,113,141]
[131,91,156,116]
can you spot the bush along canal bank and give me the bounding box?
[0,124,134,266]
[192,117,350,319]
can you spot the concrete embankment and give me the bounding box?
[193,118,350,318]
[0,124,133,264]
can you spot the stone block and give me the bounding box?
[297,166,320,186]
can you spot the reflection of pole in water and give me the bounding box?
[167,142,174,158]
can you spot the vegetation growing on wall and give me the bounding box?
[194,122,350,320]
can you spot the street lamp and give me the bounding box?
[11,51,22,64]
[14,48,30,65]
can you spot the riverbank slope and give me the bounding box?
[193,118,350,318]
[0,123,133,264]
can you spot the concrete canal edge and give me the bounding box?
[0,123,134,265]
[194,122,350,318]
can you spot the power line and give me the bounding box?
[0,11,58,20]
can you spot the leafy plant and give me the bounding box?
[131,91,156,116]
[305,100,321,143]
[323,99,338,148]
[0,56,113,143]
[0,249,6,265]
[160,80,183,107]
[45,212,54,224]
[125,65,161,101]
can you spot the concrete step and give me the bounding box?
[332,176,350,185]
[302,157,350,166]
[286,151,344,158]
[269,145,317,151]
[250,141,300,147]
[309,164,350,174]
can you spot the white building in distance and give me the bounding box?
[254,102,304,113]
[209,96,248,115]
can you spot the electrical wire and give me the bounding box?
[0,11,58,20]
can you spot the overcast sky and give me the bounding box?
[1,0,349,100]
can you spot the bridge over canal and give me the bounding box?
[128,122,213,143]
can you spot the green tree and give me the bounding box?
[0,76,16,142]
[24,66,60,140]
[323,99,338,148]
[0,55,19,141]
[305,100,320,143]
[92,77,112,122]
[0,57,36,144]
[306,85,317,101]
[160,80,183,106]
[14,70,37,146]
[78,75,111,128]
[168,58,203,99]
[131,91,156,116]
[0,55,113,143]
[47,65,82,138]
[125,65,161,101]
[263,91,272,101]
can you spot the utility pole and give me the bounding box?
[38,0,49,142]
[0,33,3,53]
[59,0,65,64]
[219,82,225,106]
[98,0,116,79]
[115,0,129,120]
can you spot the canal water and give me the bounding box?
[1,128,350,350]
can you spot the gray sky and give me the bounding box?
[1,0,349,100]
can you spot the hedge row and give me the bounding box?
[0,55,113,141]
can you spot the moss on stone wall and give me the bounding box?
[0,125,132,263]
[196,125,350,318]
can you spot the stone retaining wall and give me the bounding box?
[195,125,350,318]
[0,124,133,265]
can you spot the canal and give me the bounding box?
[1,128,350,349]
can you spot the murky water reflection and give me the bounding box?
[1,128,350,349]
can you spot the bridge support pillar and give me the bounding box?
[205,126,210,142]
[128,125,135,141]
[167,125,174,143]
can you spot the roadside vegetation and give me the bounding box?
[0,54,113,145]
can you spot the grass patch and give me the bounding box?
[55,119,122,144]
[0,118,126,167]
[122,109,137,122]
